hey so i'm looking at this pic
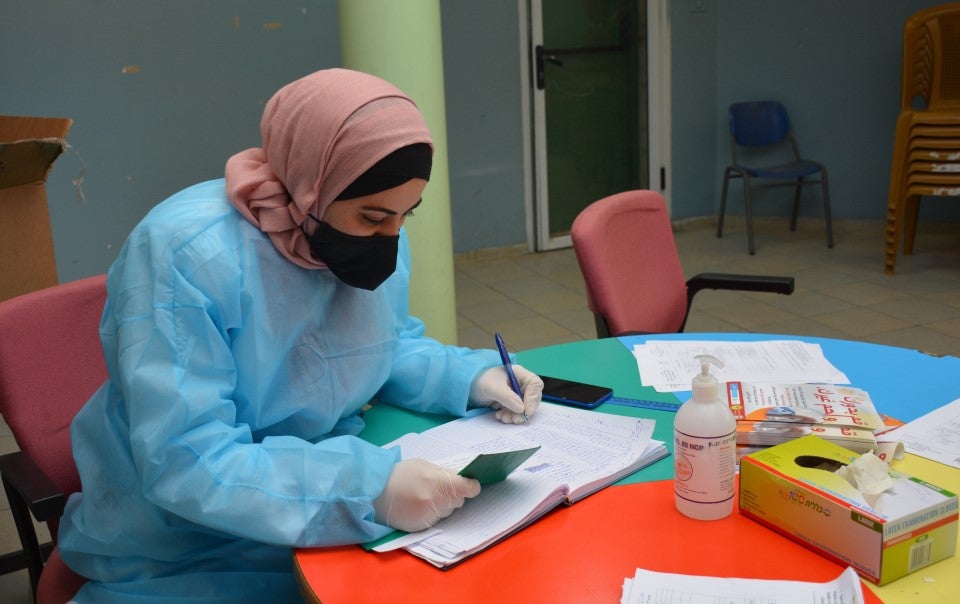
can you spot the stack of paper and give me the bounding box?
[632,340,849,392]
[621,566,864,604]
[880,397,960,469]
[729,382,884,453]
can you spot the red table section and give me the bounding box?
[295,479,882,603]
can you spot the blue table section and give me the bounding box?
[618,333,960,424]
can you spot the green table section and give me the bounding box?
[359,338,678,483]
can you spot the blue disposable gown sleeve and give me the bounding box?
[110,249,398,548]
[376,235,502,413]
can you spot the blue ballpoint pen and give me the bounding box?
[494,332,528,421]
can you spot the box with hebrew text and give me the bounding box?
[739,435,958,585]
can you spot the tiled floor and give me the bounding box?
[2,216,959,601]
[456,217,960,358]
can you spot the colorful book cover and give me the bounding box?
[724,382,884,431]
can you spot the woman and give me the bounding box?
[58,68,543,602]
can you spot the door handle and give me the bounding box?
[535,45,564,90]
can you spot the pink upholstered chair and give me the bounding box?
[0,275,106,603]
[570,190,794,337]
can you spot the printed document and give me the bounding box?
[621,566,864,604]
[881,397,960,469]
[633,340,849,391]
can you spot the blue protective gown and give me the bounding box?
[58,179,500,602]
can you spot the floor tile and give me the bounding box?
[456,298,539,326]
[866,298,960,325]
[793,307,912,337]
[488,275,575,302]
[859,326,960,358]
[924,288,960,310]
[818,281,912,306]
[479,316,579,351]
[927,316,960,338]
[699,301,797,329]
[757,289,854,317]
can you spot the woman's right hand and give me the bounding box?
[373,459,481,532]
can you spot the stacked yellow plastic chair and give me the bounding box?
[885,3,960,274]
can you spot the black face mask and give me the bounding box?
[305,220,399,291]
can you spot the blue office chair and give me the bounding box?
[717,101,834,255]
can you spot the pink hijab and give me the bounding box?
[225,68,434,269]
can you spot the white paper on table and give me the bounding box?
[633,340,849,392]
[880,397,960,469]
[620,565,864,604]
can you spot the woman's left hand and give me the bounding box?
[470,364,543,424]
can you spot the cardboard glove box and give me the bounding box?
[739,434,958,585]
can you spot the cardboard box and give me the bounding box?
[0,115,72,302]
[739,434,958,585]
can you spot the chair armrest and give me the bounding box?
[686,273,795,299]
[0,451,67,523]
[678,273,794,332]
[0,451,66,591]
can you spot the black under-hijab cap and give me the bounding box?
[335,142,433,201]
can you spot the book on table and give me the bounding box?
[368,401,668,568]
[724,382,883,454]
[735,421,878,453]
[723,382,884,430]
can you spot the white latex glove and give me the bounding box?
[470,364,544,424]
[373,459,481,532]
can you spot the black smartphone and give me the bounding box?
[539,375,614,409]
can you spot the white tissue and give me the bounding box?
[875,440,905,462]
[836,450,894,496]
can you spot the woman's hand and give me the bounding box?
[470,365,544,424]
[373,459,481,532]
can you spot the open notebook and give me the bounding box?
[370,402,668,568]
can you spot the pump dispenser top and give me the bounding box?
[691,354,723,402]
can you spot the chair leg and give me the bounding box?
[717,169,732,238]
[790,177,803,232]
[593,313,612,339]
[885,189,905,275]
[820,167,833,248]
[1,475,46,599]
[884,113,910,274]
[743,175,756,255]
[904,194,921,255]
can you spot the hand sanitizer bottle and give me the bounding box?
[674,355,736,520]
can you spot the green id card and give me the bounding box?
[457,446,541,485]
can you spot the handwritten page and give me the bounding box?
[633,340,849,392]
[386,403,661,498]
[621,566,864,604]
[373,403,667,567]
[405,472,564,561]
[881,397,960,469]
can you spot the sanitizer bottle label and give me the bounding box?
[674,429,737,504]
